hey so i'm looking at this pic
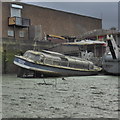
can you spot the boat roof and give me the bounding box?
[25,50,62,60]
[42,50,65,58]
[77,29,120,39]
[63,40,106,46]
[25,50,92,62]
[26,50,42,55]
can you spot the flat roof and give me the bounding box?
[15,2,102,20]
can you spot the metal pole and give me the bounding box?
[14,25,16,41]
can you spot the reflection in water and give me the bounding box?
[2,75,119,118]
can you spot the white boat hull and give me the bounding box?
[102,56,120,75]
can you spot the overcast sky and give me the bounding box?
[23,1,118,30]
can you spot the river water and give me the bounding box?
[2,74,119,118]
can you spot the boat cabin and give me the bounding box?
[23,50,94,70]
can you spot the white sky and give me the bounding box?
[20,0,119,2]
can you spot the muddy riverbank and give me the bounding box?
[2,74,119,118]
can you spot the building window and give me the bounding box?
[19,31,24,38]
[10,4,23,17]
[11,8,21,17]
[8,30,14,37]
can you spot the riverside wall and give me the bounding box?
[1,38,55,74]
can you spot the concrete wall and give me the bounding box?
[0,2,1,36]
[0,2,2,74]
[2,39,55,74]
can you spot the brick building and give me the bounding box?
[1,2,102,42]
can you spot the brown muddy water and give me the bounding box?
[2,74,119,118]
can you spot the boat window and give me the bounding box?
[68,61,90,69]
[53,60,61,66]
[34,55,40,61]
[23,52,27,57]
[23,52,30,58]
[23,52,41,61]
[61,61,68,67]
[89,63,94,69]
[76,63,85,69]
[27,53,35,60]
[59,57,68,66]
[69,62,75,68]
[44,58,53,64]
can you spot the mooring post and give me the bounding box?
[3,49,7,74]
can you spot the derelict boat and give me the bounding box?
[14,50,102,77]
[102,35,120,75]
